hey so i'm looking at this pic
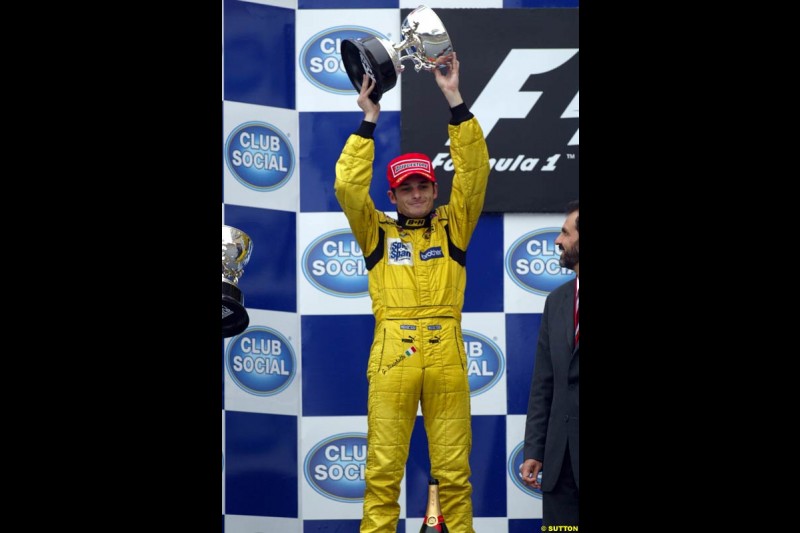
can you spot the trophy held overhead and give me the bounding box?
[340,5,453,104]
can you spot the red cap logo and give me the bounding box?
[387,152,435,189]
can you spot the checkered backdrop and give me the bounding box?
[222,1,579,532]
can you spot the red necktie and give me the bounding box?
[574,283,579,346]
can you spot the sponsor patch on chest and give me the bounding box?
[419,246,444,261]
[405,218,426,227]
[387,238,413,265]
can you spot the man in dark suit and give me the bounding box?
[519,200,579,526]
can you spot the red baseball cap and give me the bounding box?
[386,152,436,189]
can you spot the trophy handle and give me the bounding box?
[395,24,427,73]
[394,16,453,73]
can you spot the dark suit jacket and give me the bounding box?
[523,278,579,491]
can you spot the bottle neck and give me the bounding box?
[425,483,443,524]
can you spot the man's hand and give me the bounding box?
[357,74,380,123]
[433,51,463,108]
[519,458,543,489]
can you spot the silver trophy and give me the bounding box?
[222,225,253,338]
[341,5,453,103]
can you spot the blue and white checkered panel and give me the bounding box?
[301,416,373,520]
[506,414,544,518]
[223,0,578,531]
[224,0,296,110]
[296,9,403,113]
[224,515,302,533]
[224,308,300,415]
[301,315,373,416]
[297,212,375,314]
[223,101,299,212]
[224,410,299,518]
[223,204,297,312]
[504,214,575,314]
[464,213,505,312]
[504,313,543,416]
[300,109,401,214]
[462,313,508,415]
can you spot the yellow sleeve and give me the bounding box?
[442,116,490,249]
[334,134,382,257]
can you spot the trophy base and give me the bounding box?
[341,37,398,103]
[222,281,249,338]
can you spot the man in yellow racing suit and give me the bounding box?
[334,53,490,533]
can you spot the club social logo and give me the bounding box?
[302,229,368,297]
[225,326,296,396]
[505,228,575,295]
[299,26,389,95]
[464,330,504,396]
[225,121,295,191]
[304,433,367,502]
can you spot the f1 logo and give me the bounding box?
[466,49,579,147]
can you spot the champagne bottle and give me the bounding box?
[419,478,449,533]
